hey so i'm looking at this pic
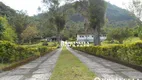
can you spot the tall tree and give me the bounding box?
[128,0,142,40]
[0,19,5,39]
[73,0,106,45]
[74,0,90,33]
[0,16,17,42]
[107,27,133,44]
[89,0,106,45]
[42,0,67,44]
[21,25,39,43]
[11,10,29,43]
[128,0,142,26]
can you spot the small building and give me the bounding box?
[41,36,57,42]
[77,33,106,42]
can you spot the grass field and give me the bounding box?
[21,41,58,48]
[50,47,95,80]
[101,37,142,46]
[123,37,142,44]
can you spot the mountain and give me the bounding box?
[70,2,136,27]
[106,3,132,21]
[106,3,136,27]
[0,0,134,28]
[0,2,16,18]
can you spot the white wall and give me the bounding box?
[77,34,106,42]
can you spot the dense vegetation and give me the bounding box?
[0,1,138,42]
[73,42,142,66]
[0,1,58,69]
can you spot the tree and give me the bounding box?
[128,0,142,40]
[89,0,107,45]
[0,19,5,39]
[73,0,106,45]
[42,0,67,44]
[107,28,133,44]
[133,27,142,40]
[21,26,39,43]
[11,10,29,43]
[0,16,17,42]
[128,0,142,26]
[74,0,90,34]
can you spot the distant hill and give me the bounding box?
[0,2,16,18]
[70,2,136,27]
[106,3,133,21]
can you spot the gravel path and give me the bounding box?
[0,48,62,80]
[68,47,142,80]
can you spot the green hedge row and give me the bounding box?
[73,42,142,66]
[0,41,56,63]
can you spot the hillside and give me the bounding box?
[0,2,16,18]
[70,2,136,27]
[0,1,136,28]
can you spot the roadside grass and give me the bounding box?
[50,47,95,80]
[21,42,58,48]
[21,42,42,47]
[101,37,142,46]
[48,42,58,47]
[123,37,142,44]
[0,64,9,70]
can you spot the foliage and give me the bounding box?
[106,27,133,44]
[42,0,67,43]
[136,27,142,40]
[61,21,84,40]
[128,0,142,26]
[11,11,30,43]
[0,40,56,63]
[0,19,5,39]
[0,16,17,42]
[0,2,16,22]
[73,41,142,66]
[89,0,106,45]
[21,25,39,43]
[89,0,106,30]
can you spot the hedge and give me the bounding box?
[0,41,56,63]
[73,42,142,66]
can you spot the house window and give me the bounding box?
[80,35,84,38]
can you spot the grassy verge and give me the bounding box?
[0,64,9,70]
[50,47,95,80]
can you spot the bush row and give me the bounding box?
[73,42,142,66]
[0,41,56,63]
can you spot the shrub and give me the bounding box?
[73,42,142,66]
[0,40,56,63]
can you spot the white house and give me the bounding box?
[77,33,106,42]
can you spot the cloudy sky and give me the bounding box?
[0,0,130,16]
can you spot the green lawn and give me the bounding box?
[21,42,58,48]
[101,37,142,46]
[123,37,142,44]
[50,47,96,80]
